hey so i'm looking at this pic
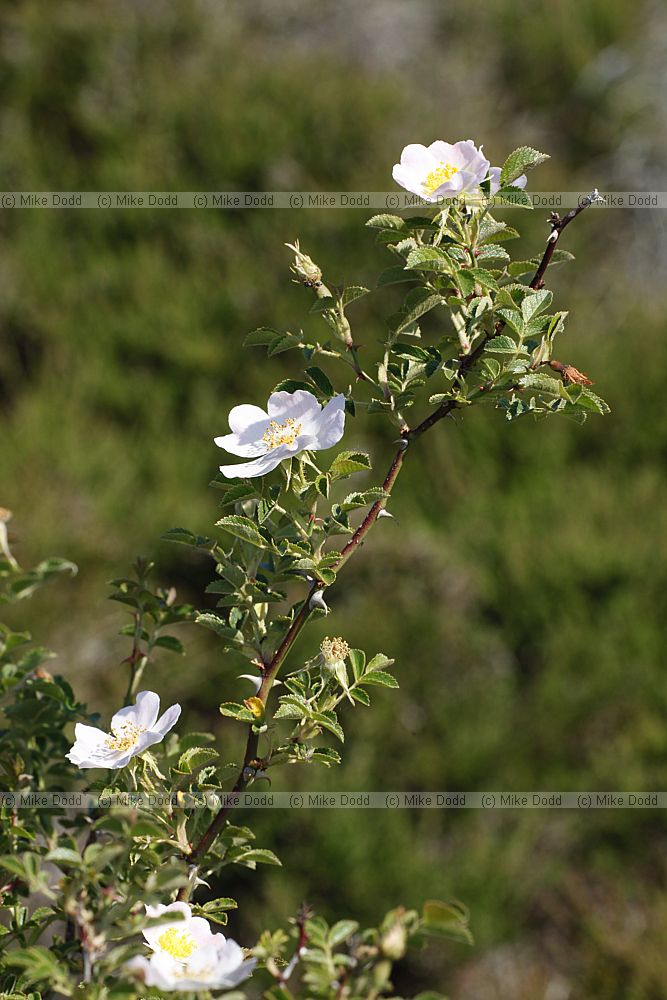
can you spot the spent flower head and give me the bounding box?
[320,636,350,668]
[320,636,353,703]
[286,239,323,287]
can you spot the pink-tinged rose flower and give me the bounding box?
[393,139,491,201]
[215,390,345,479]
[392,140,528,201]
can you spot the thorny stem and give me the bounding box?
[179,197,596,889]
[277,904,310,985]
[347,343,372,384]
[180,444,407,875]
[530,189,602,290]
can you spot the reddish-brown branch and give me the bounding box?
[530,190,601,290]
[180,195,597,886]
[181,442,407,877]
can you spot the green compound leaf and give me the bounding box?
[329,450,372,480]
[366,213,406,230]
[304,366,334,396]
[311,710,344,742]
[177,747,219,773]
[360,670,399,688]
[220,701,255,723]
[500,146,550,185]
[485,335,520,354]
[215,515,267,549]
[392,289,443,334]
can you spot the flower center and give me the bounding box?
[157,927,198,961]
[105,721,145,752]
[321,636,349,665]
[423,162,459,194]
[262,417,302,450]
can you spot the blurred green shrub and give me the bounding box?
[1,1,666,996]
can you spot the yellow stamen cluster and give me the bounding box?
[423,162,459,194]
[105,721,144,752]
[320,636,349,665]
[157,927,198,961]
[262,417,302,450]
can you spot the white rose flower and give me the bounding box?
[126,902,256,992]
[392,140,528,202]
[66,691,181,770]
[392,139,492,201]
[215,390,346,479]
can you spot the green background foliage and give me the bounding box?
[1,1,666,995]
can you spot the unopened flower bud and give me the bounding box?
[380,921,407,960]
